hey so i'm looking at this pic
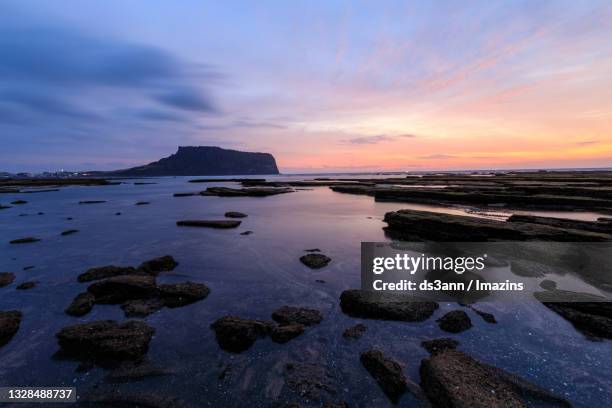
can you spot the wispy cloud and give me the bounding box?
[575,139,600,146]
[419,154,457,160]
[342,133,416,145]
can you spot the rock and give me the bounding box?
[0,311,22,347]
[78,265,138,282]
[11,200,27,204]
[0,272,16,288]
[315,279,326,283]
[272,306,323,326]
[470,307,497,324]
[225,211,247,218]
[420,349,570,408]
[534,289,612,340]
[173,192,198,197]
[115,212,122,215]
[16,281,36,290]
[437,310,472,333]
[22,266,34,271]
[340,290,438,322]
[508,214,612,234]
[539,279,557,291]
[9,237,40,244]
[159,282,210,307]
[421,338,459,355]
[66,217,73,220]
[360,349,407,403]
[134,182,157,185]
[284,362,335,400]
[65,292,96,316]
[87,275,157,304]
[271,324,305,343]
[342,323,366,339]
[137,255,178,274]
[510,260,549,277]
[121,298,165,318]
[56,320,155,365]
[299,253,331,269]
[0,205,11,209]
[210,316,273,353]
[79,200,106,204]
[176,220,241,228]
[84,392,190,408]
[135,201,150,205]
[304,248,321,252]
[201,186,293,197]
[61,229,79,236]
[240,230,253,235]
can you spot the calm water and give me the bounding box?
[0,177,610,407]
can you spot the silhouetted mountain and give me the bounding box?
[111,146,279,176]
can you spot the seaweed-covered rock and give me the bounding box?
[65,292,96,317]
[437,310,472,333]
[271,324,305,343]
[210,316,274,353]
[137,255,178,274]
[56,320,155,364]
[225,211,247,218]
[299,253,332,269]
[360,349,407,403]
[121,298,166,318]
[272,306,323,326]
[0,272,15,288]
[343,323,366,339]
[0,311,22,347]
[421,338,459,355]
[340,290,438,322]
[78,265,137,282]
[159,282,210,307]
[176,220,241,228]
[87,275,157,304]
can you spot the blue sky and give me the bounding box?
[1,1,611,172]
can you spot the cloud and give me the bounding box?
[419,154,457,159]
[575,139,600,146]
[343,133,416,145]
[156,88,217,113]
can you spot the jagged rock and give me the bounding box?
[65,292,96,317]
[299,253,331,269]
[340,290,438,322]
[137,255,178,274]
[422,338,460,355]
[176,220,241,228]
[78,265,137,282]
[61,229,79,236]
[87,275,157,304]
[210,316,273,353]
[0,272,15,288]
[272,306,323,326]
[271,324,305,343]
[0,311,22,347]
[9,237,40,244]
[539,279,557,291]
[121,298,165,318]
[16,281,36,290]
[342,324,366,339]
[360,349,407,403]
[56,320,155,364]
[159,282,210,307]
[437,310,472,333]
[420,349,570,408]
[535,289,612,340]
[225,211,247,218]
[284,362,335,400]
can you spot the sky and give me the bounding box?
[1,0,611,173]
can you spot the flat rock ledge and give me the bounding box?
[78,255,178,282]
[176,220,241,228]
[361,349,407,403]
[340,289,438,322]
[200,186,293,197]
[0,311,22,348]
[225,211,247,218]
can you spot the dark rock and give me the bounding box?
[304,248,321,252]
[84,392,191,408]
[137,255,178,274]
[299,253,331,269]
[159,282,210,307]
[0,311,22,347]
[420,349,570,408]
[115,212,122,215]
[61,229,79,236]
[201,186,293,197]
[121,298,165,318]
[78,265,138,282]
[240,230,253,235]
[56,320,155,365]
[111,146,279,177]
[134,182,157,185]
[9,237,40,244]
[284,362,335,400]
[87,275,157,304]
[65,292,96,317]
[11,200,27,204]
[0,205,11,209]
[342,323,366,339]
[315,279,326,283]
[210,316,273,353]
[539,279,557,291]
[16,281,36,290]
[470,307,497,324]
[340,289,438,322]
[0,272,16,288]
[66,217,73,220]
[271,324,305,343]
[437,310,472,333]
[176,220,241,228]
[135,201,150,205]
[421,338,459,355]
[508,214,612,234]
[360,349,407,403]
[225,211,247,218]
[79,200,106,204]
[272,306,323,326]
[535,289,612,340]
[173,192,198,197]
[22,266,34,271]
[510,260,549,277]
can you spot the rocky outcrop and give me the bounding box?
[9,237,40,244]
[121,298,165,318]
[200,186,293,197]
[299,254,331,269]
[65,293,96,317]
[0,311,22,347]
[270,324,305,343]
[87,275,158,304]
[78,265,137,282]
[210,316,273,353]
[159,282,210,307]
[0,272,15,288]
[176,220,241,228]
[437,310,472,333]
[421,338,459,355]
[340,290,438,322]
[508,214,612,234]
[361,349,407,403]
[137,255,178,274]
[271,306,323,326]
[225,211,247,218]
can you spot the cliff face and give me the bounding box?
[113,146,279,176]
